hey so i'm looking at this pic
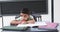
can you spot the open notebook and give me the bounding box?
[17,22,47,27]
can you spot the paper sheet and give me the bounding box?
[17,22,47,27]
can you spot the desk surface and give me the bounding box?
[1,22,60,32]
[2,28,58,32]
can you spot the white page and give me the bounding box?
[17,22,47,27]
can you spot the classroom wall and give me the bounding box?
[42,0,51,22]
[54,0,60,23]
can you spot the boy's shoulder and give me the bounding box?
[29,15,34,19]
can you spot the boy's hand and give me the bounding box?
[19,20,27,24]
[10,20,19,25]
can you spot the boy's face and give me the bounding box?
[20,13,29,20]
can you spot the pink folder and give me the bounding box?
[38,22,58,29]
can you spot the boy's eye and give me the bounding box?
[24,15,26,17]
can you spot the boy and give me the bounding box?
[10,8,35,25]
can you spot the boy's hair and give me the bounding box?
[20,8,30,15]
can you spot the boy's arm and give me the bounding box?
[27,15,36,24]
[10,20,27,25]
[10,20,20,25]
[27,19,35,24]
[10,17,21,25]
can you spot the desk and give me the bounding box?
[2,28,58,32]
[1,22,59,32]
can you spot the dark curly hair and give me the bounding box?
[20,8,31,15]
